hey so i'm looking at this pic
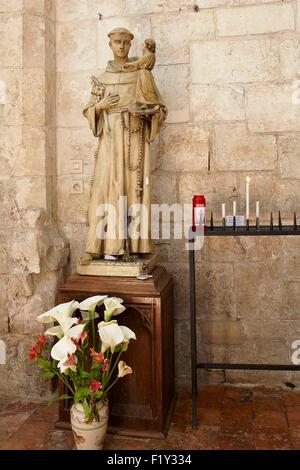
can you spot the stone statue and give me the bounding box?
[80,27,167,267]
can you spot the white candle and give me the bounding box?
[256,201,260,219]
[246,176,250,220]
[222,203,226,219]
[233,201,237,217]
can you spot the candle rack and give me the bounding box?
[189,220,300,428]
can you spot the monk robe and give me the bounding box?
[83,59,167,257]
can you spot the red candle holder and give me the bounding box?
[192,195,206,232]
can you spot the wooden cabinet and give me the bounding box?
[55,266,175,438]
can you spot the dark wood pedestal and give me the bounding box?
[55,266,176,439]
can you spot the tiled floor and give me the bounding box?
[1,385,300,450]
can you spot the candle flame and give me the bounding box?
[246,176,250,183]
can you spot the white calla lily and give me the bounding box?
[51,335,76,362]
[37,300,79,324]
[119,325,136,351]
[79,295,107,311]
[97,320,124,353]
[50,323,85,373]
[104,297,126,322]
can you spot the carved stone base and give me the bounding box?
[55,266,175,438]
[77,254,157,277]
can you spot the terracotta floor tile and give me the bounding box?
[0,412,33,433]
[253,386,283,398]
[184,425,220,450]
[254,396,284,412]
[45,429,74,450]
[224,386,253,403]
[199,385,225,401]
[286,405,300,425]
[104,435,147,450]
[291,439,300,450]
[284,391,300,407]
[1,437,46,450]
[197,407,221,426]
[255,429,291,450]
[288,424,300,440]
[255,410,288,431]
[219,431,255,450]
[0,431,12,447]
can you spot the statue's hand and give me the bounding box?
[95,94,120,113]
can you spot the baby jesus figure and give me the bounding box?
[124,38,161,115]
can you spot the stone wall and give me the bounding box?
[1,0,300,397]
[55,0,300,389]
[0,0,69,397]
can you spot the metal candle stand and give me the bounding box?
[189,213,300,428]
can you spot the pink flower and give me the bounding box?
[89,348,104,365]
[102,359,109,373]
[28,351,38,362]
[90,379,102,393]
[80,331,88,344]
[71,338,82,351]
[64,353,76,367]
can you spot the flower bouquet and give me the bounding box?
[27,295,136,450]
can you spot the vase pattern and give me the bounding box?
[70,400,109,450]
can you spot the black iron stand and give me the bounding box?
[189,224,300,428]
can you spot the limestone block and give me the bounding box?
[200,320,242,345]
[151,172,177,205]
[15,177,47,211]
[214,123,277,171]
[0,334,52,398]
[19,209,47,228]
[56,0,125,22]
[151,11,214,65]
[0,181,19,227]
[0,69,22,126]
[24,0,45,14]
[12,127,46,177]
[191,84,244,122]
[174,319,191,377]
[0,13,22,67]
[0,0,23,11]
[23,13,46,68]
[0,125,22,178]
[153,65,189,123]
[243,320,289,339]
[57,72,91,128]
[234,260,285,320]
[191,39,280,84]
[199,262,236,320]
[203,236,283,263]
[161,124,209,172]
[57,175,90,223]
[285,283,300,320]
[247,83,300,132]
[22,69,45,126]
[279,135,300,179]
[57,20,98,72]
[216,4,295,37]
[125,0,192,15]
[58,223,88,265]
[178,172,237,207]
[280,40,300,80]
[97,16,151,70]
[57,127,95,176]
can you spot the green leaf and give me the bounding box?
[36,358,51,369]
[59,394,73,400]
[83,398,91,421]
